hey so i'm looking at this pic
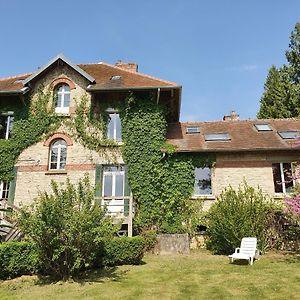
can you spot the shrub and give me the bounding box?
[103,236,145,266]
[18,176,117,280]
[206,183,276,255]
[0,242,38,279]
[140,230,157,252]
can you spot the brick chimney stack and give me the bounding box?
[115,60,138,72]
[223,111,239,121]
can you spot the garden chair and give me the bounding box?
[228,237,259,265]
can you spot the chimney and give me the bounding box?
[223,111,239,121]
[115,60,138,72]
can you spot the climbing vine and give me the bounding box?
[120,93,214,233]
[0,90,60,181]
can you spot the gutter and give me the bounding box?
[86,85,181,92]
[0,87,30,95]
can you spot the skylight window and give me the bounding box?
[186,126,200,134]
[278,131,300,139]
[255,124,272,131]
[204,133,231,141]
[111,75,122,80]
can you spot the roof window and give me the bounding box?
[186,126,200,134]
[204,133,231,141]
[111,75,122,80]
[255,124,272,131]
[278,131,300,139]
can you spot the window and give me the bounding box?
[49,139,67,170]
[278,131,300,139]
[186,126,200,134]
[107,112,122,142]
[55,84,70,113]
[272,162,295,193]
[102,166,125,214]
[204,133,230,141]
[255,124,272,132]
[0,113,14,139]
[193,167,212,196]
[0,181,10,200]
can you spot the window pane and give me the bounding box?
[104,174,113,197]
[8,117,14,138]
[272,163,283,193]
[57,94,62,107]
[115,174,124,197]
[107,114,114,139]
[115,114,122,142]
[63,94,70,107]
[283,163,294,193]
[194,167,212,195]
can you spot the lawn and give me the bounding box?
[0,250,300,300]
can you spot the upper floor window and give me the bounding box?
[49,139,67,170]
[0,181,10,200]
[0,113,14,139]
[272,162,295,193]
[55,84,70,114]
[193,167,212,196]
[107,111,122,142]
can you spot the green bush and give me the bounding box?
[206,183,276,255]
[103,237,145,266]
[18,176,117,280]
[140,230,157,252]
[0,242,38,279]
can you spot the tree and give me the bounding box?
[257,23,300,118]
[18,176,117,280]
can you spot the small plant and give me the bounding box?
[18,175,117,280]
[206,182,276,255]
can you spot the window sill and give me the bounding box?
[45,170,67,175]
[191,195,215,200]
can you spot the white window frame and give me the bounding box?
[0,181,10,200]
[273,162,295,194]
[55,84,70,114]
[106,110,122,142]
[193,167,213,197]
[49,139,67,170]
[102,166,125,214]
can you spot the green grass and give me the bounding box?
[1,250,300,300]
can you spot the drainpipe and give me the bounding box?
[156,88,161,104]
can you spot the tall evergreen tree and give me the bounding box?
[257,23,300,119]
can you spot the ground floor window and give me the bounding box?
[102,165,125,214]
[272,162,295,193]
[193,167,212,196]
[0,181,10,200]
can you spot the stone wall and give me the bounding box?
[154,234,190,255]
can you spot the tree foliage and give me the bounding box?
[257,23,300,119]
[18,176,116,280]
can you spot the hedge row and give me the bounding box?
[0,236,145,280]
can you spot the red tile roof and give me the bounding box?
[166,119,300,152]
[0,62,179,93]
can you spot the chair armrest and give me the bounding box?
[234,247,240,253]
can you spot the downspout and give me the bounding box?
[156,87,161,104]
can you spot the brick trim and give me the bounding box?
[216,161,272,168]
[43,132,73,146]
[51,76,76,90]
[17,164,95,172]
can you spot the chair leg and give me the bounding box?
[250,257,253,265]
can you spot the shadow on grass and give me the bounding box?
[34,260,147,286]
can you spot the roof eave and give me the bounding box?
[0,87,30,95]
[23,54,95,85]
[171,147,300,153]
[86,85,181,92]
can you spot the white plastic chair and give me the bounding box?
[228,237,259,265]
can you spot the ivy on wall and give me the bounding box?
[0,91,59,181]
[120,93,214,233]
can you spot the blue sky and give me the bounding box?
[0,0,300,121]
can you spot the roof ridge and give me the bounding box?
[0,72,32,81]
[79,62,179,86]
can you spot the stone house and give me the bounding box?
[0,54,300,236]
